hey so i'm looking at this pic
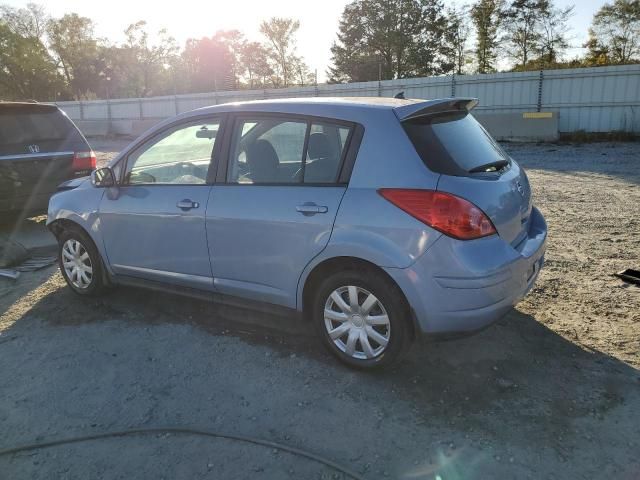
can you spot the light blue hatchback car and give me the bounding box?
[47,97,546,369]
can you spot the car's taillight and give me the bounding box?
[72,151,96,171]
[378,188,497,240]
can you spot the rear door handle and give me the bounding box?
[176,199,200,210]
[296,203,328,215]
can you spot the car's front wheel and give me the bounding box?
[312,269,412,369]
[58,228,106,296]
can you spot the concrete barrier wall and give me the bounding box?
[475,112,559,142]
[59,64,640,139]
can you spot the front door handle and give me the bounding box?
[296,203,328,216]
[177,199,200,211]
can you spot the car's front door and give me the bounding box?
[206,114,356,308]
[99,117,222,290]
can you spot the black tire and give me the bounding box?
[57,227,107,296]
[312,268,413,369]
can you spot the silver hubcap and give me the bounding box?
[62,239,93,289]
[324,286,391,360]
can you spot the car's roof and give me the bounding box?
[223,97,422,108]
[193,96,421,114]
[187,96,478,122]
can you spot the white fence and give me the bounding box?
[56,64,640,134]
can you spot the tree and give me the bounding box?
[503,0,548,68]
[0,3,48,39]
[260,17,304,87]
[585,0,640,65]
[213,30,245,89]
[240,41,272,88]
[447,5,472,75]
[327,2,380,82]
[470,0,504,73]
[181,36,234,93]
[0,22,61,100]
[328,0,454,83]
[122,21,179,97]
[48,13,101,99]
[537,3,574,66]
[0,4,63,100]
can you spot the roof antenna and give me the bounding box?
[394,91,405,99]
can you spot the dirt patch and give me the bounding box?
[0,141,639,479]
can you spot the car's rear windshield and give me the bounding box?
[0,107,78,145]
[403,112,509,176]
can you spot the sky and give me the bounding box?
[4,0,609,81]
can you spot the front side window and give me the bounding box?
[125,120,220,185]
[227,116,351,185]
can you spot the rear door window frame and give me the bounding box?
[216,112,363,186]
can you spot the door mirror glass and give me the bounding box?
[92,167,116,187]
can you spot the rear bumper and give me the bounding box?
[385,206,547,334]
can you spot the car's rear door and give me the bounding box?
[206,114,358,308]
[98,117,222,290]
[0,104,90,213]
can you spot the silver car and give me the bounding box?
[47,97,547,369]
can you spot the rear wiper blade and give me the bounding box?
[469,159,510,173]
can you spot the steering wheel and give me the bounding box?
[174,162,206,180]
[128,171,156,184]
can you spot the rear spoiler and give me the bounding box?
[393,97,478,122]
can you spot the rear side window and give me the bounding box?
[403,113,509,176]
[227,116,352,185]
[0,108,79,145]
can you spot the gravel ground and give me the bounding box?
[0,140,638,479]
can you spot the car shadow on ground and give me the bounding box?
[8,275,640,413]
[2,273,639,478]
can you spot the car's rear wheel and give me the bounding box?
[58,228,106,296]
[312,269,412,369]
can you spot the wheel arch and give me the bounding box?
[48,218,89,240]
[300,255,417,338]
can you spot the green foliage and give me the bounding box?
[446,6,472,75]
[240,41,273,89]
[470,0,504,73]
[585,0,640,65]
[48,13,101,99]
[0,2,306,101]
[327,0,455,83]
[0,5,62,100]
[0,1,638,100]
[260,17,305,87]
[503,0,545,66]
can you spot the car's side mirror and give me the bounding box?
[91,167,116,187]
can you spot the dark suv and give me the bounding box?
[0,102,95,216]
